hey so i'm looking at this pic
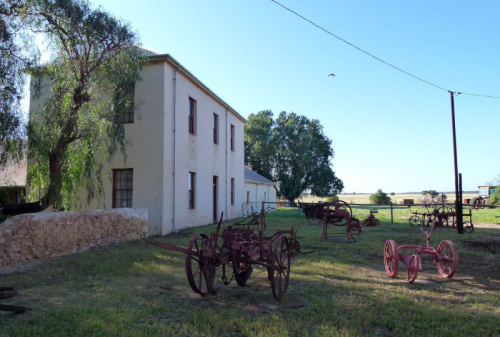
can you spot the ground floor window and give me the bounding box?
[231,178,235,205]
[113,169,133,208]
[189,172,195,209]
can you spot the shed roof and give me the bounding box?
[244,167,274,185]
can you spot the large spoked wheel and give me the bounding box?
[186,234,216,296]
[305,212,315,224]
[409,215,421,227]
[269,235,291,301]
[436,240,458,278]
[384,240,399,278]
[329,200,353,226]
[407,255,418,283]
[463,221,474,233]
[232,250,253,287]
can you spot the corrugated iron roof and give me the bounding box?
[244,167,274,185]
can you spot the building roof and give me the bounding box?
[139,46,246,124]
[0,160,27,187]
[244,167,275,185]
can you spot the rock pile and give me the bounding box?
[0,208,148,268]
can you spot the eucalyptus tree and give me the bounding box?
[5,0,147,214]
[244,110,343,202]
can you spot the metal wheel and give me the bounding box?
[407,255,418,283]
[288,238,301,257]
[269,235,291,301]
[409,215,421,227]
[361,219,369,227]
[329,200,352,226]
[232,250,253,287]
[305,212,315,224]
[185,234,216,295]
[463,221,474,233]
[436,240,458,278]
[384,240,399,278]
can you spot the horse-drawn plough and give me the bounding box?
[147,213,307,301]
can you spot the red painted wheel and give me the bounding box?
[436,240,458,278]
[437,240,458,278]
[384,240,399,278]
[185,234,216,295]
[329,200,352,226]
[407,255,418,283]
[269,235,291,301]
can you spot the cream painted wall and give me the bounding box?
[171,66,244,231]
[243,182,277,214]
[28,57,245,236]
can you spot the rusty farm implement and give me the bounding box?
[147,212,306,301]
[409,206,474,233]
[384,220,459,283]
[321,200,362,241]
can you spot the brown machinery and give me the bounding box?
[321,200,362,241]
[409,206,474,233]
[147,212,307,301]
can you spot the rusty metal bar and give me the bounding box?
[146,240,197,256]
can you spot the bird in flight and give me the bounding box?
[328,73,335,77]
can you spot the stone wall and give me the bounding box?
[0,208,148,268]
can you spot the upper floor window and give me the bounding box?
[120,104,134,124]
[113,169,133,208]
[189,172,195,209]
[213,113,218,144]
[189,98,196,134]
[118,87,135,124]
[230,124,235,151]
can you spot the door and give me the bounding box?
[213,176,218,222]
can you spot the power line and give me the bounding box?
[270,0,500,99]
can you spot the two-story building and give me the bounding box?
[29,48,246,236]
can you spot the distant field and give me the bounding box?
[300,193,477,205]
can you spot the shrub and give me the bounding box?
[326,195,339,203]
[491,190,500,205]
[369,189,391,204]
[421,190,439,197]
[389,192,395,196]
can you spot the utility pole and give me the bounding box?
[450,91,463,234]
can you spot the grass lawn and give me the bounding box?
[1,209,499,336]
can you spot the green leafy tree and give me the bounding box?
[244,110,274,181]
[245,110,343,202]
[0,0,37,167]
[369,189,391,204]
[1,0,147,215]
[487,175,500,205]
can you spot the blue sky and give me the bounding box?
[86,0,499,193]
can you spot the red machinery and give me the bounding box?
[361,211,381,226]
[384,220,458,283]
[147,213,303,301]
[321,200,362,240]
